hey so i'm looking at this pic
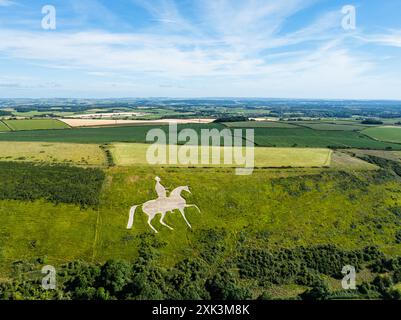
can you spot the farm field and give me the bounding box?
[3,119,70,131]
[251,127,401,149]
[362,126,401,144]
[0,123,225,144]
[0,142,107,166]
[59,119,169,127]
[109,143,333,167]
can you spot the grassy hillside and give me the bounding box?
[1,164,401,276]
[0,199,98,274]
[95,167,401,263]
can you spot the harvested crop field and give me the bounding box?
[59,118,215,127]
[223,121,298,128]
[109,143,333,168]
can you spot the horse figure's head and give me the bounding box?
[181,186,191,194]
[170,185,191,198]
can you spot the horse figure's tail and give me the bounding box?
[127,205,138,229]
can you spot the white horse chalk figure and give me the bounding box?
[127,179,201,233]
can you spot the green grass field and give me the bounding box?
[0,121,10,132]
[109,143,332,167]
[0,142,107,166]
[362,126,401,144]
[3,119,70,131]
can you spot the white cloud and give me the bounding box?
[0,0,16,6]
[356,31,401,48]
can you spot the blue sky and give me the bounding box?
[0,0,401,99]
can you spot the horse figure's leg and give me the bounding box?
[159,212,174,230]
[179,208,192,229]
[186,204,201,213]
[147,216,158,233]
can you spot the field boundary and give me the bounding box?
[91,208,101,262]
[0,120,13,131]
[55,119,72,129]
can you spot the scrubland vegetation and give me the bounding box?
[0,162,105,206]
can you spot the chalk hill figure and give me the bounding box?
[127,177,200,233]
